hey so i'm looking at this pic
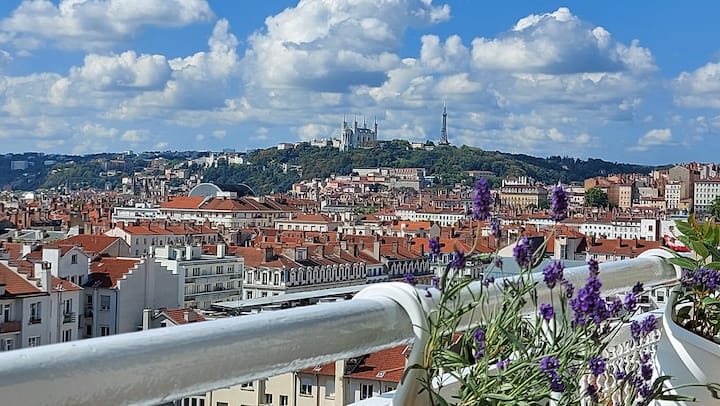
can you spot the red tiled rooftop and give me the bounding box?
[90,258,140,288]
[0,263,41,295]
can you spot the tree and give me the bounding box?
[709,196,720,219]
[584,187,608,208]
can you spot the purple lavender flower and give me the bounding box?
[623,293,637,312]
[630,320,642,342]
[494,256,503,270]
[682,266,720,292]
[540,356,560,374]
[550,184,569,222]
[641,315,657,335]
[542,260,564,289]
[608,298,623,317]
[450,250,466,270]
[638,383,652,398]
[641,363,653,381]
[428,237,441,258]
[589,357,605,376]
[472,328,486,359]
[496,358,510,370]
[614,370,627,380]
[490,218,502,239]
[561,279,575,298]
[482,275,495,287]
[473,178,493,221]
[588,258,599,277]
[540,303,555,321]
[513,236,532,268]
[632,282,644,295]
[403,272,417,286]
[550,376,565,393]
[640,352,651,364]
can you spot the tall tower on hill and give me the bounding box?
[439,100,449,145]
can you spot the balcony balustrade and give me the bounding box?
[63,312,77,324]
[0,250,679,406]
[0,320,21,334]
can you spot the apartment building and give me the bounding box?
[693,178,720,216]
[0,259,82,351]
[105,221,219,258]
[83,257,180,337]
[159,195,292,230]
[206,345,408,406]
[236,245,370,300]
[154,244,244,310]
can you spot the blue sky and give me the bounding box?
[1,1,720,165]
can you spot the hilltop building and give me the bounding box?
[337,116,377,151]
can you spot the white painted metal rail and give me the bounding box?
[0,250,679,406]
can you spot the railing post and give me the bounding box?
[354,282,439,406]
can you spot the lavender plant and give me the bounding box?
[666,215,720,342]
[411,179,715,405]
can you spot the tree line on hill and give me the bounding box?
[203,141,654,195]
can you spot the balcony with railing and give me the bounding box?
[0,250,692,405]
[0,320,21,334]
[63,312,77,324]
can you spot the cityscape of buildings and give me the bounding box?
[2,135,720,404]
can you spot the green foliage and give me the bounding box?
[203,144,654,195]
[709,196,720,220]
[584,187,608,208]
[667,214,720,340]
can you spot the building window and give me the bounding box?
[29,302,41,324]
[264,394,272,404]
[240,382,253,390]
[71,254,77,264]
[300,377,313,395]
[246,291,253,299]
[100,326,110,336]
[216,403,229,406]
[27,336,41,347]
[2,303,11,322]
[360,384,373,400]
[100,295,111,311]
[3,338,14,351]
[279,395,288,406]
[86,324,92,337]
[62,329,72,342]
[325,380,335,398]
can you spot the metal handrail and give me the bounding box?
[0,250,678,406]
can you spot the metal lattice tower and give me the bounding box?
[439,100,449,145]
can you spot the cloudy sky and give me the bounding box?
[0,1,719,164]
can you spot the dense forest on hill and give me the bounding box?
[203,141,654,195]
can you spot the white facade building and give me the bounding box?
[693,179,720,216]
[154,244,243,310]
[84,257,181,337]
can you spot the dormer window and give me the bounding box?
[71,254,77,264]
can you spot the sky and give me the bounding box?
[1,1,720,165]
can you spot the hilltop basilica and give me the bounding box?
[335,116,378,151]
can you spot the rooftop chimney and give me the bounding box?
[217,243,226,259]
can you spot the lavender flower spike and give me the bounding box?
[550,184,569,222]
[513,236,532,268]
[473,177,493,221]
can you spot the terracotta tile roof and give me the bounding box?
[345,345,408,383]
[0,263,42,295]
[300,362,336,376]
[89,258,140,288]
[284,214,334,223]
[586,238,662,257]
[55,235,123,255]
[160,308,206,324]
[159,196,206,209]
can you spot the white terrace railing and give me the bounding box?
[0,249,680,406]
